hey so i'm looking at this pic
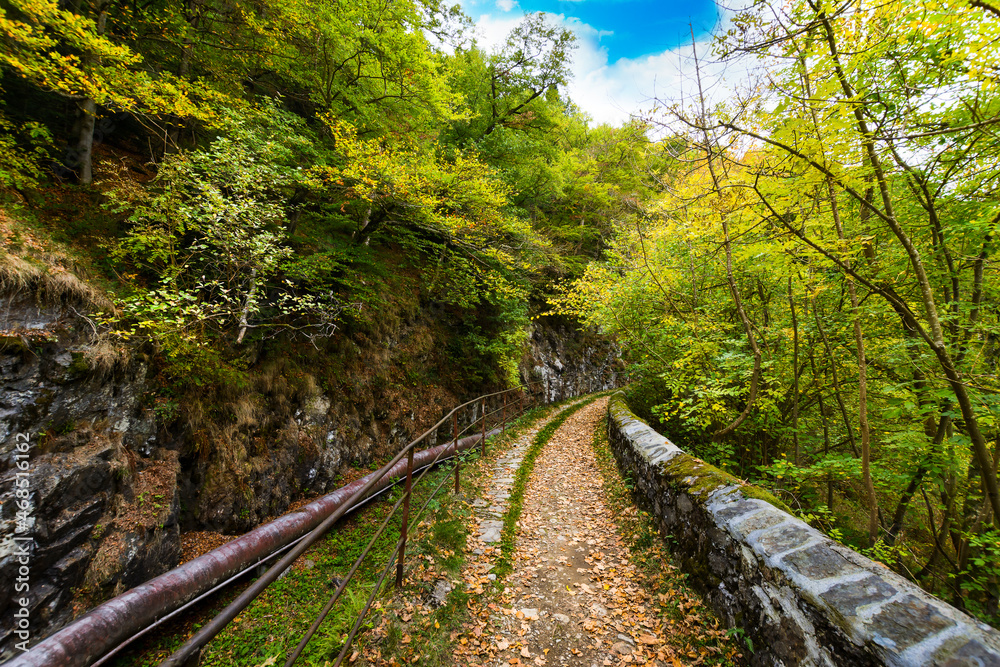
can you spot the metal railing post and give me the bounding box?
[481,398,487,457]
[502,393,507,435]
[453,413,460,494]
[395,447,414,588]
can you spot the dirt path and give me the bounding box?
[363,396,736,667]
[449,397,729,667]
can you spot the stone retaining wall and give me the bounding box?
[606,392,1000,666]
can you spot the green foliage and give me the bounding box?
[106,107,349,347]
[0,96,51,190]
[446,13,575,143]
[0,0,214,124]
[953,529,1000,625]
[455,293,529,386]
[796,505,845,544]
[0,0,620,405]
[862,539,902,568]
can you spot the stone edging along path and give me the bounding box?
[607,391,1000,666]
[471,396,593,548]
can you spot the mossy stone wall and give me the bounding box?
[607,392,1000,666]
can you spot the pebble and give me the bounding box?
[611,641,633,655]
[431,579,453,606]
[553,613,570,623]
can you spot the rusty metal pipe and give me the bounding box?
[6,429,498,667]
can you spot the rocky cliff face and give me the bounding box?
[520,316,624,402]
[0,286,620,656]
[0,288,170,654]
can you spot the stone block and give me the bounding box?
[713,498,770,525]
[936,638,1000,666]
[819,575,898,620]
[753,523,815,557]
[869,594,955,651]
[779,542,861,582]
[730,509,788,538]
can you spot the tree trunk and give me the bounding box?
[71,0,110,185]
[824,178,879,546]
[788,277,800,466]
[809,350,835,508]
[236,268,258,344]
[812,301,860,460]
[74,98,97,184]
[354,207,388,246]
[73,0,110,184]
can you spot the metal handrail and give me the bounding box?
[158,379,559,666]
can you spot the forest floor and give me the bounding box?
[362,397,741,667]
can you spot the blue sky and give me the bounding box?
[463,0,719,61]
[457,0,729,125]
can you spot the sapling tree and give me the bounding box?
[108,109,346,346]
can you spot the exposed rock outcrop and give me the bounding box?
[520,316,623,402]
[0,289,172,654]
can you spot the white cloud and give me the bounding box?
[470,12,524,48]
[495,0,518,12]
[463,2,759,128]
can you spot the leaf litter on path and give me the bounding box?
[447,398,738,667]
[361,398,739,667]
